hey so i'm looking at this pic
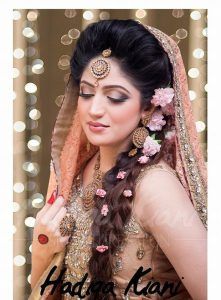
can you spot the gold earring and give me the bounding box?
[128,113,152,157]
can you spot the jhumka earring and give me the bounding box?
[90,48,112,86]
[128,107,155,157]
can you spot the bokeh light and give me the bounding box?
[135,9,147,19]
[25,83,37,93]
[22,27,35,38]
[13,202,20,213]
[195,121,206,133]
[13,48,25,59]
[193,48,204,59]
[25,217,36,227]
[64,9,77,18]
[14,121,26,132]
[14,255,26,267]
[68,28,80,40]
[61,34,72,45]
[27,10,39,21]
[176,28,188,39]
[189,90,197,101]
[99,11,110,20]
[172,9,184,18]
[83,10,94,21]
[13,10,21,21]
[13,183,25,193]
[190,11,201,20]
[188,68,200,78]
[29,109,41,120]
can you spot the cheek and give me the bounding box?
[77,99,87,121]
[110,103,141,131]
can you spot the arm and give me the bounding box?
[135,168,207,300]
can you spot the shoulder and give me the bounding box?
[133,160,195,232]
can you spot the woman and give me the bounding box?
[29,19,207,300]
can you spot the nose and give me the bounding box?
[88,94,105,118]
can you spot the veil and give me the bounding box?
[29,24,207,300]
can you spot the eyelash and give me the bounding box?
[78,93,128,103]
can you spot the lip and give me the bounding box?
[88,121,109,127]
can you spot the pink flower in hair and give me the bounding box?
[138,155,149,164]
[151,87,174,107]
[96,189,106,198]
[96,245,109,253]
[165,130,176,140]
[116,170,127,179]
[161,102,175,116]
[101,204,109,216]
[123,189,133,197]
[147,110,166,131]
[143,136,161,157]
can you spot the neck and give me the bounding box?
[98,139,131,173]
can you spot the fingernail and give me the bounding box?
[47,190,56,204]
[57,196,64,204]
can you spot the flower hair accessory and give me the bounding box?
[142,135,161,156]
[147,110,166,131]
[151,87,174,107]
[96,188,106,198]
[96,245,109,253]
[116,170,127,179]
[101,204,109,216]
[123,189,133,197]
[138,155,149,164]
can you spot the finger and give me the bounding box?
[41,196,65,223]
[36,202,51,219]
[59,235,71,244]
[50,207,67,230]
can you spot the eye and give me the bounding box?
[107,96,128,103]
[78,92,94,98]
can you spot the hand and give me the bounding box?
[32,196,70,261]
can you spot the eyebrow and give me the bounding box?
[80,80,131,95]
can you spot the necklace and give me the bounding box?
[81,153,105,211]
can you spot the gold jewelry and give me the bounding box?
[82,153,104,210]
[128,109,154,157]
[90,48,111,86]
[141,105,155,127]
[59,214,76,237]
[136,239,145,260]
[132,127,149,148]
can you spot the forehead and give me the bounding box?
[81,57,138,92]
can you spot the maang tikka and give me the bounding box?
[90,48,112,86]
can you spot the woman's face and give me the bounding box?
[77,57,146,150]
